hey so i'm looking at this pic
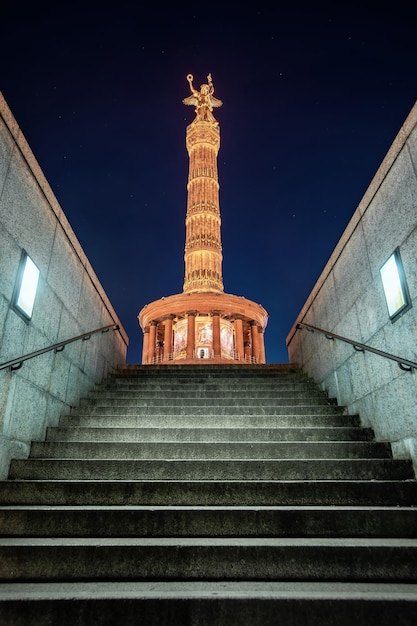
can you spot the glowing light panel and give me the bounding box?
[15,255,40,319]
[380,251,409,319]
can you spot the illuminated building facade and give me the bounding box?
[138,74,268,364]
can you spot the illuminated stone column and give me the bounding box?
[211,310,221,357]
[233,316,244,361]
[258,326,266,364]
[148,321,157,364]
[163,315,175,362]
[137,75,269,365]
[186,311,197,359]
[183,122,223,293]
[250,321,260,363]
[142,326,150,364]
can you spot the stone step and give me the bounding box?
[1,505,416,538]
[59,413,360,428]
[113,366,310,372]
[115,372,303,380]
[1,537,417,582]
[103,377,327,386]
[1,480,416,507]
[8,458,414,481]
[29,441,392,460]
[73,397,342,415]
[108,383,328,394]
[129,368,281,371]
[83,390,333,401]
[70,404,346,416]
[46,426,375,442]
[111,377,317,386]
[113,374,303,383]
[1,582,417,626]
[115,361,304,378]
[78,397,338,408]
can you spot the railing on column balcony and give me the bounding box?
[148,354,167,364]
[296,322,417,372]
[147,352,178,364]
[146,350,259,364]
[0,324,120,373]
[233,352,257,363]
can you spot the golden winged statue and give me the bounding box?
[183,73,222,123]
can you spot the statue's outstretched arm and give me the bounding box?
[207,73,214,95]
[187,73,198,96]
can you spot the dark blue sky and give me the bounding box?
[1,2,416,363]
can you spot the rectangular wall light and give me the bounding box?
[380,249,411,321]
[14,253,40,320]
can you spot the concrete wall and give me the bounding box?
[287,101,417,472]
[0,93,129,478]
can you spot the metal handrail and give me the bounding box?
[0,323,120,372]
[296,322,417,372]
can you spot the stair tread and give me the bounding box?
[30,441,391,460]
[2,537,417,546]
[31,457,389,460]
[2,505,416,539]
[1,479,416,506]
[10,458,413,482]
[1,581,417,600]
[46,426,374,441]
[1,504,416,511]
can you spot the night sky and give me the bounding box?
[1,2,416,363]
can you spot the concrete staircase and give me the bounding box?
[1,363,417,624]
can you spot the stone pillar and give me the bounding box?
[250,321,260,363]
[233,316,244,361]
[163,315,175,362]
[211,310,221,358]
[142,326,150,364]
[258,326,266,364]
[148,321,157,364]
[186,311,197,359]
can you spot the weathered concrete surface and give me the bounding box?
[0,92,128,478]
[287,101,417,473]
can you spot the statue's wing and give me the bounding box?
[211,96,223,108]
[183,95,198,106]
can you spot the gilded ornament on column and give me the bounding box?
[183,74,223,124]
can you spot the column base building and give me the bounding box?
[139,292,267,364]
[138,74,268,364]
